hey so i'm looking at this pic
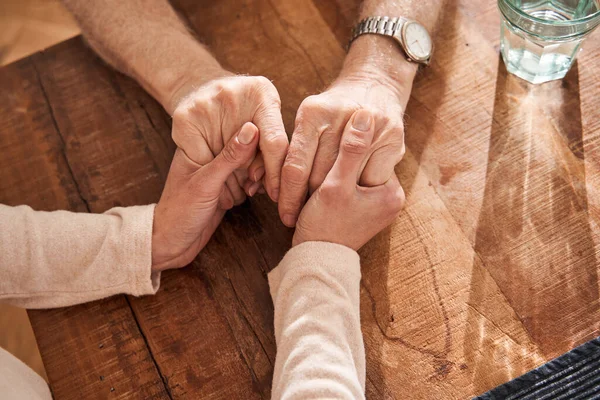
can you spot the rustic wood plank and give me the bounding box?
[359,150,546,398]
[0,57,170,400]
[0,58,85,213]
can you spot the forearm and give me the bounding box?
[0,204,159,309]
[342,0,444,107]
[61,0,228,113]
[269,242,365,399]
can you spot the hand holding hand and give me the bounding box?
[171,75,289,206]
[278,73,407,228]
[293,110,405,251]
[151,123,260,272]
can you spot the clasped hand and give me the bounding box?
[152,75,406,271]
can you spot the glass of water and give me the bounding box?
[498,0,600,84]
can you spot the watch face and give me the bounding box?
[402,22,432,62]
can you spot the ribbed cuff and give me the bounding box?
[268,241,360,303]
[107,204,161,297]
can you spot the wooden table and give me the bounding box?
[1,1,599,398]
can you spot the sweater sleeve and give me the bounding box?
[268,241,365,400]
[0,204,160,309]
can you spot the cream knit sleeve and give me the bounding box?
[268,241,366,400]
[0,204,160,309]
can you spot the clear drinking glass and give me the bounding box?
[498,0,600,84]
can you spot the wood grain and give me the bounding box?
[1,0,599,399]
[316,0,600,396]
[0,57,170,399]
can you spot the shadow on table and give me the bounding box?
[464,58,599,396]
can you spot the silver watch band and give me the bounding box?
[350,16,407,43]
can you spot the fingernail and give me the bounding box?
[248,182,261,197]
[352,109,372,131]
[253,167,265,182]
[282,214,296,227]
[271,188,279,201]
[238,123,257,145]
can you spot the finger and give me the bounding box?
[307,127,343,193]
[360,134,405,187]
[200,122,259,194]
[245,181,262,197]
[327,109,375,188]
[253,84,288,202]
[248,153,265,182]
[278,119,320,227]
[218,186,235,210]
[208,208,227,235]
[234,169,249,189]
[226,174,246,205]
[171,114,215,166]
[359,175,405,217]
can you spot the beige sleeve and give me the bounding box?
[0,348,51,400]
[268,241,365,400]
[0,204,160,309]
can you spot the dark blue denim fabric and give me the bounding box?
[474,336,600,400]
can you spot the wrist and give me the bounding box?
[164,64,234,115]
[132,32,232,114]
[151,230,168,273]
[151,205,174,272]
[341,35,417,107]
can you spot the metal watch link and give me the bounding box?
[351,16,433,65]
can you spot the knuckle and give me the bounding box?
[221,142,240,164]
[252,76,281,102]
[296,95,326,120]
[253,75,272,87]
[215,86,235,106]
[172,106,189,122]
[191,93,212,110]
[265,131,289,148]
[387,186,405,213]
[368,107,392,125]
[282,162,309,187]
[211,80,228,93]
[319,180,346,203]
[342,135,369,155]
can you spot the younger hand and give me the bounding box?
[293,110,405,251]
[152,122,259,271]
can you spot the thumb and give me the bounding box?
[200,122,259,193]
[327,109,374,188]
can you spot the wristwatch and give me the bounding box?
[351,16,433,65]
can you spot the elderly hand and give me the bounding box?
[171,75,289,207]
[293,109,405,250]
[151,123,260,272]
[278,65,409,228]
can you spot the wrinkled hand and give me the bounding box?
[152,123,259,272]
[293,110,405,251]
[279,77,406,227]
[171,75,288,207]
